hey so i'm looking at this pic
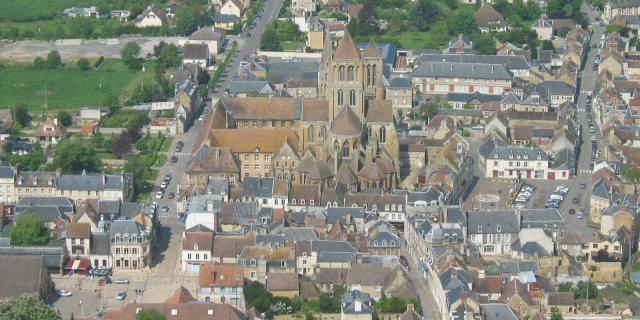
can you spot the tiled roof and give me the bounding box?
[209,128,300,153]
[66,223,90,239]
[334,32,360,60]
[331,106,362,136]
[183,232,214,251]
[413,62,512,81]
[267,272,299,291]
[183,43,209,60]
[199,262,244,288]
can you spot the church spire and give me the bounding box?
[333,31,360,60]
[363,38,380,58]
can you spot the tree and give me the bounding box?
[244,281,274,313]
[472,33,497,55]
[420,102,438,120]
[574,281,598,300]
[551,307,563,320]
[52,140,100,174]
[623,167,640,194]
[46,50,62,69]
[158,44,182,68]
[4,142,46,171]
[409,0,441,32]
[112,132,133,158]
[174,9,196,35]
[447,6,478,35]
[57,111,72,127]
[542,40,554,50]
[260,24,282,51]
[353,0,379,36]
[558,283,572,292]
[136,309,166,320]
[0,293,61,320]
[10,213,50,245]
[77,58,91,71]
[121,42,141,70]
[13,103,32,127]
[33,56,46,69]
[69,17,94,38]
[97,4,111,17]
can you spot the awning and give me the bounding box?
[64,258,90,274]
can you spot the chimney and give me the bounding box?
[345,212,352,224]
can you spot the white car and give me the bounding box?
[58,289,72,297]
[515,203,526,209]
[555,186,569,193]
[550,194,564,201]
[155,191,164,199]
[519,191,532,198]
[160,181,168,189]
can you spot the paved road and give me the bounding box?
[401,247,441,320]
[211,0,285,97]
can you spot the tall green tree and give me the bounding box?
[260,24,282,51]
[57,111,72,127]
[409,0,441,32]
[353,0,379,36]
[472,33,497,54]
[174,9,196,35]
[623,167,640,194]
[11,213,50,245]
[13,103,32,127]
[52,139,100,174]
[551,307,563,320]
[46,50,62,69]
[121,42,141,70]
[0,294,61,320]
[77,58,91,71]
[447,6,478,35]
[158,44,182,68]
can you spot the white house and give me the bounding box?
[181,227,214,272]
[135,4,167,28]
[220,0,244,17]
[188,27,225,54]
[183,43,210,68]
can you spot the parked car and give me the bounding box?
[160,181,168,189]
[161,206,170,213]
[569,209,576,214]
[572,197,578,204]
[168,192,175,199]
[58,289,72,297]
[171,156,178,163]
[576,211,584,219]
[580,183,587,189]
[164,174,172,181]
[176,141,184,148]
[515,203,526,209]
[116,292,127,300]
[156,191,164,199]
[114,278,130,284]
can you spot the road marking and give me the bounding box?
[580,169,592,174]
[174,152,192,156]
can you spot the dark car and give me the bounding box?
[572,197,578,204]
[176,141,184,148]
[171,156,178,163]
[168,192,175,199]
[580,183,586,189]
[569,209,576,214]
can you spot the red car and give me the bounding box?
[168,192,175,199]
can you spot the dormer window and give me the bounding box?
[292,199,297,205]
[391,204,396,211]
[398,205,403,211]
[478,226,482,232]
[301,199,306,205]
[194,244,199,250]
[537,154,542,160]
[221,189,226,194]
[494,153,498,159]
[509,153,513,159]
[48,178,54,186]
[17,177,23,185]
[524,154,528,159]
[497,226,502,232]
[32,178,38,185]
[384,204,390,211]
[310,200,315,205]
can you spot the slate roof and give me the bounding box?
[228,80,274,95]
[242,177,275,198]
[447,92,503,104]
[90,233,111,255]
[183,43,209,60]
[389,77,412,88]
[57,173,125,191]
[487,146,548,161]
[16,196,74,212]
[256,234,285,247]
[341,290,374,314]
[539,80,576,95]
[111,220,145,236]
[499,261,537,274]
[0,166,13,178]
[520,208,565,228]
[479,304,518,320]
[416,53,529,70]
[283,227,318,242]
[474,5,505,28]
[267,272,299,291]
[413,62,512,81]
[467,211,519,234]
[609,0,640,8]
[0,246,65,271]
[267,61,319,85]
[312,240,357,253]
[189,27,223,41]
[215,13,237,23]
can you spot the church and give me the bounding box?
[204,32,400,192]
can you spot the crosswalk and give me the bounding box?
[174,152,192,156]
[579,169,593,174]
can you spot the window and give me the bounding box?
[255,165,259,170]
[196,254,200,260]
[244,155,249,161]
[265,164,269,170]
[255,154,260,161]
[338,90,344,106]
[188,253,192,260]
[243,121,248,128]
[379,126,386,143]
[264,155,269,161]
[349,89,356,106]
[347,66,355,81]
[338,66,345,81]
[253,121,258,128]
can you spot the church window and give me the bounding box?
[338,90,344,106]
[321,126,327,141]
[372,65,377,85]
[379,126,386,143]
[308,126,314,142]
[342,141,350,157]
[347,66,355,81]
[367,65,371,86]
[338,66,346,81]
[349,89,356,106]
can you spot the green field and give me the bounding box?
[0,0,96,22]
[0,59,137,110]
[379,31,444,49]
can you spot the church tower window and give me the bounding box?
[349,89,356,106]
[338,90,344,106]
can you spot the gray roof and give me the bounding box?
[499,260,537,274]
[283,227,319,242]
[57,173,125,191]
[326,207,366,225]
[232,202,259,225]
[267,61,319,85]
[189,27,223,41]
[389,77,412,88]
[551,148,575,171]
[228,80,274,95]
[16,196,74,212]
[0,246,65,271]
[17,206,67,223]
[90,233,111,255]
[206,178,229,195]
[342,290,374,314]
[242,177,275,198]
[312,240,357,253]
[445,206,466,225]
[486,145,548,161]
[413,62,512,81]
[521,208,565,228]
[183,43,209,60]
[480,304,519,320]
[446,92,503,104]
[416,53,530,70]
[592,179,610,199]
[540,80,576,95]
[368,230,400,248]
[437,108,484,117]
[111,220,145,236]
[256,234,285,247]
[215,13,237,23]
[317,251,357,263]
[467,210,519,234]
[608,0,640,8]
[0,166,13,178]
[516,241,550,256]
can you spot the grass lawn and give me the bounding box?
[281,41,302,52]
[0,59,137,110]
[379,31,444,49]
[0,0,98,22]
[0,18,122,38]
[100,109,148,128]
